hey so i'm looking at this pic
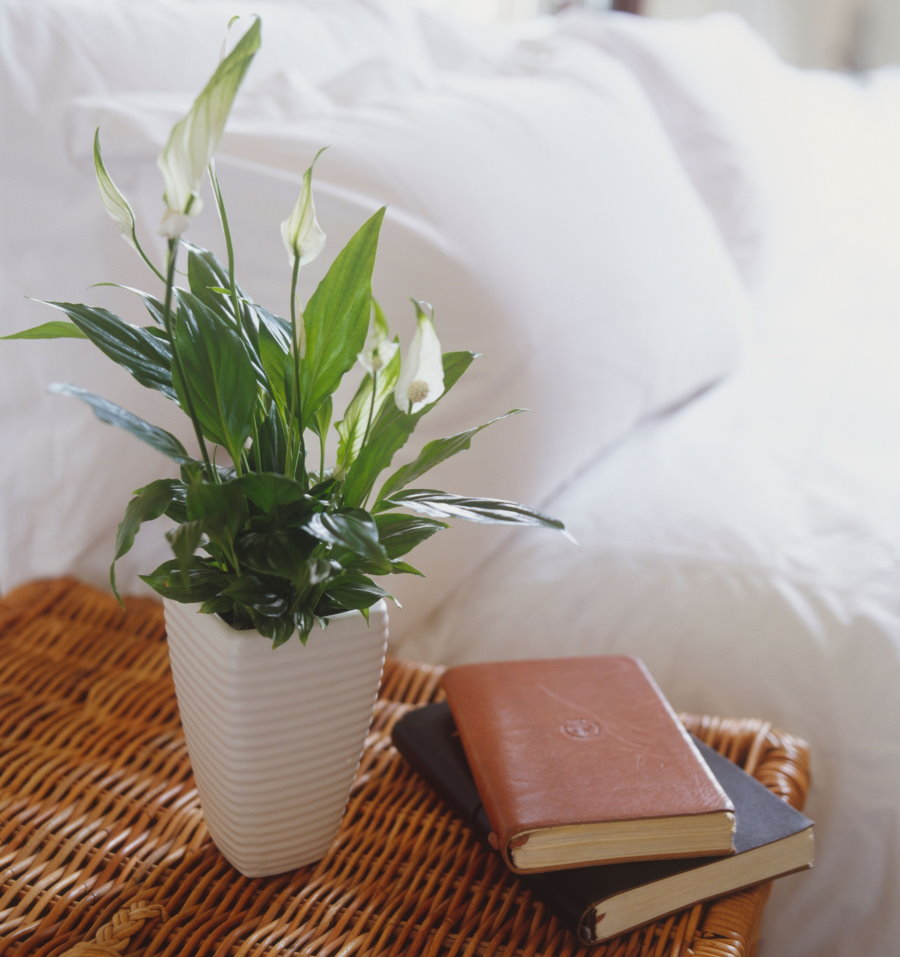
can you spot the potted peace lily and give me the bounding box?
[5,18,565,877]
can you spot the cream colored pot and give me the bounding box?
[164,598,388,877]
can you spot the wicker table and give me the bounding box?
[0,578,810,957]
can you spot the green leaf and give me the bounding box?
[38,301,176,399]
[388,560,424,576]
[257,319,291,421]
[253,404,288,473]
[300,208,385,428]
[236,526,319,582]
[110,478,185,597]
[166,520,205,566]
[223,575,288,616]
[185,244,246,318]
[1,320,88,340]
[316,574,390,616]
[380,488,567,532]
[144,295,167,327]
[264,614,297,648]
[373,513,448,559]
[140,557,228,603]
[171,290,259,464]
[254,305,292,350]
[376,410,523,504]
[306,509,388,564]
[186,477,248,545]
[49,383,192,462]
[310,394,332,440]
[235,472,308,513]
[341,351,476,509]
[335,343,400,476]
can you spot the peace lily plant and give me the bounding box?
[6,18,565,646]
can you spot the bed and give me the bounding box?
[1,2,898,955]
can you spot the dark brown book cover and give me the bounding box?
[441,655,735,873]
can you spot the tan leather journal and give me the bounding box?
[441,655,735,873]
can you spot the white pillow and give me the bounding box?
[0,0,433,100]
[557,11,774,292]
[0,6,752,645]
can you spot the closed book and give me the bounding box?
[441,656,735,872]
[391,702,815,946]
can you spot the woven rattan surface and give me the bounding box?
[0,578,811,957]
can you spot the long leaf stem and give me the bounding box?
[289,253,307,484]
[131,228,166,283]
[361,369,378,452]
[208,162,242,334]
[162,239,217,480]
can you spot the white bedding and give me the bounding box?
[1,3,899,955]
[396,18,900,955]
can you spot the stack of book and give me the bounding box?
[391,655,814,945]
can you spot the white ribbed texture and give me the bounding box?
[164,599,388,877]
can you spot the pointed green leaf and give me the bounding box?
[185,244,246,318]
[388,560,424,576]
[257,316,291,419]
[2,321,88,340]
[380,488,567,532]
[373,513,448,559]
[254,403,288,473]
[140,557,229,603]
[110,478,185,597]
[306,509,388,563]
[171,290,258,464]
[49,383,191,462]
[300,208,385,427]
[37,300,176,398]
[376,410,523,504]
[315,574,390,616]
[269,614,299,648]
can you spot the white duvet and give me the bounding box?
[1,3,899,955]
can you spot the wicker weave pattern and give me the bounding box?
[0,578,810,957]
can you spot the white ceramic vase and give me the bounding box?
[163,598,388,878]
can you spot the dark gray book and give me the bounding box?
[391,702,814,945]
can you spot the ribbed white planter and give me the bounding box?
[164,598,388,878]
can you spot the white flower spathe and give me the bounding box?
[358,304,399,375]
[280,150,327,266]
[157,18,260,238]
[93,130,136,246]
[394,301,444,414]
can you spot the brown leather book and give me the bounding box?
[441,655,736,873]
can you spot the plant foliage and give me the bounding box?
[3,17,565,645]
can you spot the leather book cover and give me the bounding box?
[391,702,814,945]
[441,656,735,872]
